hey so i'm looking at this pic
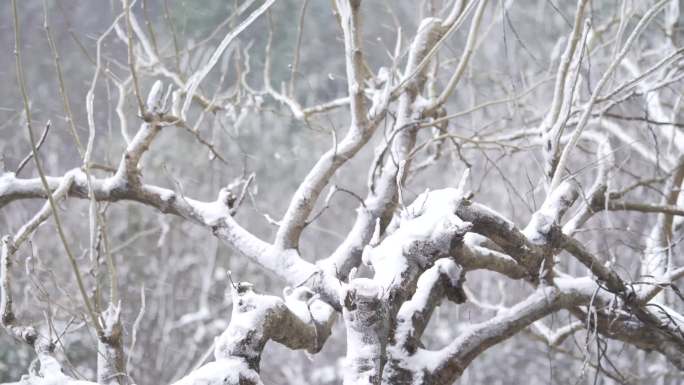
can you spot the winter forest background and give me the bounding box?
[1,0,684,384]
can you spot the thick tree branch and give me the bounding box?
[274,0,376,250]
[0,170,320,288]
[383,260,465,384]
[205,282,333,384]
[420,286,569,385]
[322,16,447,279]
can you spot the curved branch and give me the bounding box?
[0,170,320,288]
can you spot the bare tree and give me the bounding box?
[1,0,684,384]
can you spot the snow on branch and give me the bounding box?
[530,320,584,347]
[1,237,39,348]
[410,284,593,385]
[0,167,322,289]
[361,188,472,295]
[339,188,473,384]
[455,235,528,280]
[396,259,466,341]
[455,201,544,276]
[321,15,456,280]
[386,259,466,374]
[379,286,569,385]
[175,282,336,385]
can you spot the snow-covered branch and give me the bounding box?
[174,282,336,385]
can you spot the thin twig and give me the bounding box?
[15,121,50,176]
[11,0,102,336]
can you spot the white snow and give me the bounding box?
[191,199,232,227]
[171,358,260,385]
[364,188,470,290]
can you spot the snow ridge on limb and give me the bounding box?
[382,260,466,385]
[342,188,472,385]
[175,281,336,385]
[341,278,388,385]
[361,188,472,291]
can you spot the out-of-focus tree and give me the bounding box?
[1,0,684,384]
